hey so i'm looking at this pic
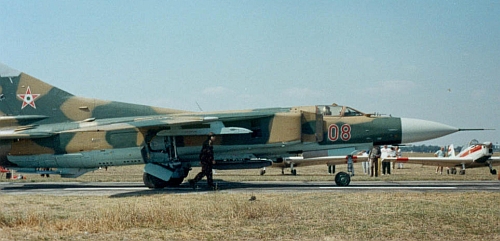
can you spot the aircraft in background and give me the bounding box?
[264,154,369,185]
[384,139,500,175]
[0,63,474,187]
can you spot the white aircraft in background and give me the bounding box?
[275,154,368,174]
[384,139,500,175]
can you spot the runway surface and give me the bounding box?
[1,180,499,197]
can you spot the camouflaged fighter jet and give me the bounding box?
[0,63,465,187]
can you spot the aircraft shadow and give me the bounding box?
[108,180,327,198]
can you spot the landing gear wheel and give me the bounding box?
[491,169,497,175]
[260,169,266,175]
[335,172,351,186]
[291,169,297,176]
[459,170,466,175]
[143,173,168,189]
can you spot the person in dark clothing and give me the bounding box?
[189,132,217,190]
[369,145,381,177]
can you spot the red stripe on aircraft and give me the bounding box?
[396,157,409,162]
[459,145,482,158]
[344,156,358,163]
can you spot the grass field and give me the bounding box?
[1,153,499,240]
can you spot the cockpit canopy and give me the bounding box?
[460,139,493,153]
[460,139,479,153]
[317,104,365,117]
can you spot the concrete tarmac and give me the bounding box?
[1,180,499,197]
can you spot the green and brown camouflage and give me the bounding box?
[0,63,461,187]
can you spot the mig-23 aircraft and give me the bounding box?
[0,63,471,187]
[383,139,500,176]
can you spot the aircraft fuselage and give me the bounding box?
[2,105,457,171]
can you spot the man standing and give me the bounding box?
[189,132,217,190]
[369,145,381,177]
[381,145,391,175]
[435,146,445,174]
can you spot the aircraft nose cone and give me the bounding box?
[401,118,459,143]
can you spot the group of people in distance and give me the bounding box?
[363,145,402,177]
[363,145,448,177]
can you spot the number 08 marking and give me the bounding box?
[328,124,351,141]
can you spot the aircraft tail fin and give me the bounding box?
[0,63,79,124]
[0,63,185,125]
[447,145,455,157]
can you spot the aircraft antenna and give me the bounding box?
[195,101,204,111]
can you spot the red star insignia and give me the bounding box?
[17,86,40,109]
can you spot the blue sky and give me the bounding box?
[1,0,499,146]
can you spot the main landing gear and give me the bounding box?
[282,163,297,175]
[334,155,355,186]
[142,136,191,189]
[447,167,466,175]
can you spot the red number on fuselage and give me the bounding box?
[328,124,339,141]
[340,124,351,141]
[328,124,351,142]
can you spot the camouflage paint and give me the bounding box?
[0,63,449,182]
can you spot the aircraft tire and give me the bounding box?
[334,172,351,186]
[143,172,168,189]
[491,169,497,175]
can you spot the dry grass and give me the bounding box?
[1,192,499,240]
[1,152,500,240]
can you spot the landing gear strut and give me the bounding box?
[488,163,497,175]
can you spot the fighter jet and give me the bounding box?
[383,139,500,175]
[0,63,469,187]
